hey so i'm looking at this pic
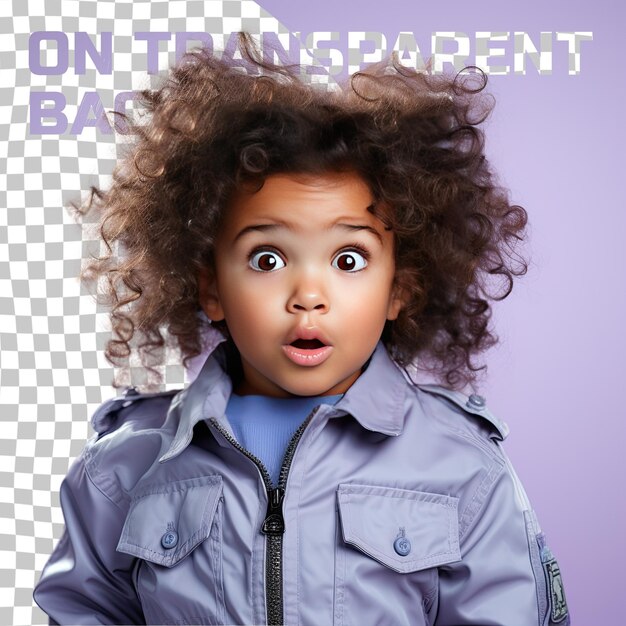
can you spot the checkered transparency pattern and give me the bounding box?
[0,1,323,623]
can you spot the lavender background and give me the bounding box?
[255,0,624,623]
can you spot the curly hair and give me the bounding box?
[78,33,527,390]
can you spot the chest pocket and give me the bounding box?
[334,483,461,626]
[117,475,225,625]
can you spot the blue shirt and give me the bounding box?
[225,393,343,485]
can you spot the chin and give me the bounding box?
[281,377,351,398]
[281,385,327,398]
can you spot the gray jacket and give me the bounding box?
[33,341,569,625]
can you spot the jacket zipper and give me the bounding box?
[209,406,319,625]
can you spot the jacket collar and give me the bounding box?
[332,342,410,437]
[159,339,410,463]
[159,337,232,463]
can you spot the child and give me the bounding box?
[33,34,569,626]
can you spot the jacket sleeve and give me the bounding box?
[434,445,570,626]
[33,441,145,625]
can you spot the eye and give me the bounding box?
[249,250,285,272]
[332,250,368,272]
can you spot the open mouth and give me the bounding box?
[290,338,326,350]
[283,337,333,366]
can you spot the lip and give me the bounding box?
[282,344,334,367]
[285,326,332,347]
[282,327,333,367]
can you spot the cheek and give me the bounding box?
[335,282,393,328]
[218,276,283,332]
[338,269,395,308]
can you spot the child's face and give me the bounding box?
[199,171,404,397]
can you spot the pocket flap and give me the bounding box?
[117,475,223,568]
[337,483,461,573]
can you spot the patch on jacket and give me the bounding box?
[539,536,569,624]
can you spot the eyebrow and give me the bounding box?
[335,223,383,245]
[233,220,384,245]
[233,223,286,243]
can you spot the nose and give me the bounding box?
[286,274,329,314]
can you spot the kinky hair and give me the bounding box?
[79,33,528,390]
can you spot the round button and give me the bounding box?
[161,530,178,549]
[467,394,486,410]
[393,536,411,556]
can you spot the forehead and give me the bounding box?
[219,172,386,239]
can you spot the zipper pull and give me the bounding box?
[261,487,285,535]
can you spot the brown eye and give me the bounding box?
[249,250,285,272]
[332,251,367,272]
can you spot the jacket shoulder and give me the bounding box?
[415,383,510,442]
[91,386,180,436]
[82,387,182,505]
